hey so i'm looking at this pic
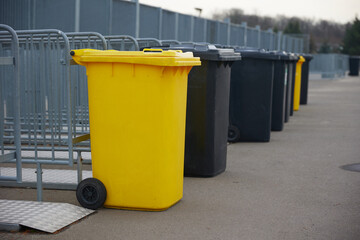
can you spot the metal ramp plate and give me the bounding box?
[0,167,92,185]
[0,199,94,233]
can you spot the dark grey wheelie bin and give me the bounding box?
[284,53,298,122]
[154,43,241,177]
[286,54,299,119]
[300,54,313,105]
[271,51,290,131]
[349,56,360,76]
[228,48,278,142]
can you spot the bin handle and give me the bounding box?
[143,48,183,53]
[143,48,163,53]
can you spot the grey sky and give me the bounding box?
[140,0,359,23]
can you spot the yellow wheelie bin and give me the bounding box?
[293,55,305,111]
[71,49,200,211]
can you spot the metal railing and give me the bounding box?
[310,54,349,79]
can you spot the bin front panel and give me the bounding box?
[290,62,297,116]
[300,61,310,105]
[229,59,274,142]
[349,57,360,76]
[271,60,287,131]
[184,60,231,177]
[86,62,191,210]
[300,55,313,105]
[284,63,294,122]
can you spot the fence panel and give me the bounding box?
[34,0,75,32]
[139,4,160,38]
[193,17,206,42]
[0,0,31,30]
[178,14,192,42]
[80,0,109,35]
[217,22,228,45]
[161,10,176,40]
[111,0,136,36]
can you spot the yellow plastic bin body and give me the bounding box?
[293,56,305,111]
[71,49,200,211]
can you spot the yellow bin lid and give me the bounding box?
[70,49,201,67]
[298,55,305,63]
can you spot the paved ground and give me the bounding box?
[1,75,360,240]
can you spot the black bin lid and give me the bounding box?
[269,51,290,60]
[233,47,279,60]
[167,43,241,61]
[301,53,314,61]
[287,52,300,61]
[349,55,360,59]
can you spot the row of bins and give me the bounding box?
[70,45,312,211]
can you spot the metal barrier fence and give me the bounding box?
[0,28,110,199]
[310,54,349,79]
[0,0,307,53]
[0,24,21,183]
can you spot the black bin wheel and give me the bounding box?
[228,125,240,142]
[76,178,107,210]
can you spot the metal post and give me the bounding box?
[77,151,83,184]
[267,28,273,50]
[158,8,163,39]
[241,22,247,47]
[174,12,179,40]
[278,31,283,51]
[255,25,261,48]
[108,0,113,35]
[216,21,220,44]
[190,16,194,42]
[12,29,22,183]
[27,0,31,29]
[32,0,36,29]
[225,18,231,46]
[203,19,207,42]
[132,0,140,38]
[36,163,43,201]
[75,0,80,32]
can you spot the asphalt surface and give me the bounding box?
[1,75,360,240]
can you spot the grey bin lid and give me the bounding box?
[269,51,302,61]
[287,53,300,61]
[168,43,241,62]
[233,47,279,60]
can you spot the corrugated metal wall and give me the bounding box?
[0,0,307,52]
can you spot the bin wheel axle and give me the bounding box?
[76,178,107,210]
